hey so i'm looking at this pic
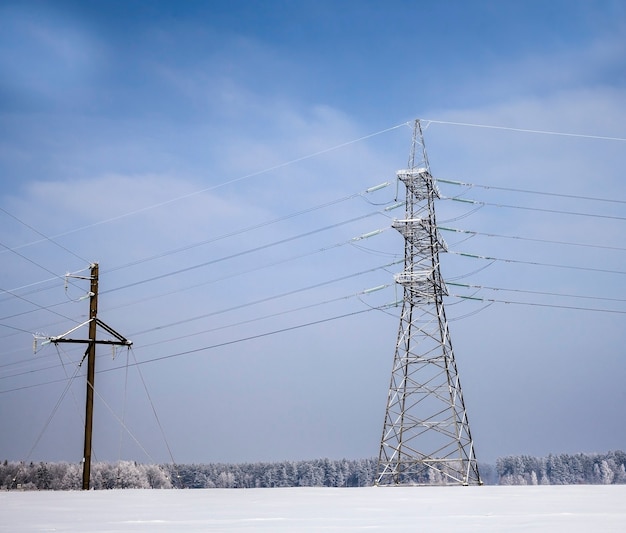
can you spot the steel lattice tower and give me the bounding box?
[376,120,481,486]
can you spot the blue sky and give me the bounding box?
[1,0,625,467]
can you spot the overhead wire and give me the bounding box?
[3,118,626,391]
[0,206,90,264]
[105,305,396,370]
[4,153,623,346]
[53,343,87,430]
[0,304,394,394]
[448,249,626,276]
[0,260,401,381]
[2,117,623,289]
[7,210,624,378]
[0,321,36,335]
[5,115,626,467]
[20,354,83,462]
[103,186,374,274]
[0,197,397,356]
[443,195,626,222]
[421,118,626,143]
[448,281,626,305]
[0,187,397,335]
[101,212,389,296]
[447,302,495,321]
[1,195,620,340]
[0,239,86,298]
[130,259,400,337]
[117,347,131,463]
[0,156,399,357]
[440,226,626,252]
[4,263,626,393]
[4,123,409,255]
[88,363,158,464]
[452,294,626,315]
[435,177,626,206]
[129,348,175,465]
[0,284,79,332]
[7,217,622,382]
[133,283,396,351]
[0,276,65,304]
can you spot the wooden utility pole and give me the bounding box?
[45,262,132,490]
[83,263,99,490]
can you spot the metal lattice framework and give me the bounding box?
[376,120,481,486]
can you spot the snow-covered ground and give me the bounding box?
[2,485,625,532]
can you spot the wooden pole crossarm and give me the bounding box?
[49,338,133,346]
[94,319,132,345]
[44,318,132,347]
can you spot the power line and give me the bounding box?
[440,226,626,252]
[6,271,625,386]
[104,182,394,275]
[0,305,388,394]
[0,185,397,324]
[0,240,86,296]
[453,294,626,315]
[0,187,379,296]
[448,281,626,305]
[0,187,370,292]
[0,276,61,304]
[3,118,625,378]
[0,208,392,329]
[4,125,407,255]
[110,305,386,367]
[0,322,36,335]
[128,348,176,465]
[449,249,626,276]
[134,284,393,354]
[2,204,614,340]
[0,267,97,339]
[0,285,78,332]
[20,359,83,462]
[422,118,626,143]
[436,177,626,206]
[0,206,90,263]
[0,219,394,345]
[0,263,399,380]
[129,260,399,338]
[2,208,623,363]
[4,131,622,333]
[4,224,625,385]
[445,196,626,222]
[101,212,388,296]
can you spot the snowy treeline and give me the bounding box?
[1,460,171,490]
[1,458,377,490]
[0,458,373,490]
[165,458,377,488]
[2,451,625,490]
[496,451,626,485]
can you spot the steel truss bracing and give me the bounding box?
[376,120,481,486]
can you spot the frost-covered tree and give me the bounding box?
[216,471,236,488]
[599,460,615,485]
[142,464,172,489]
[60,463,82,490]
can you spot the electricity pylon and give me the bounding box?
[42,263,132,490]
[376,120,481,486]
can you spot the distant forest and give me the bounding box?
[2,451,625,490]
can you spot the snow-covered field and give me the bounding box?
[2,485,625,532]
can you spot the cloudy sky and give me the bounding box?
[1,0,625,467]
